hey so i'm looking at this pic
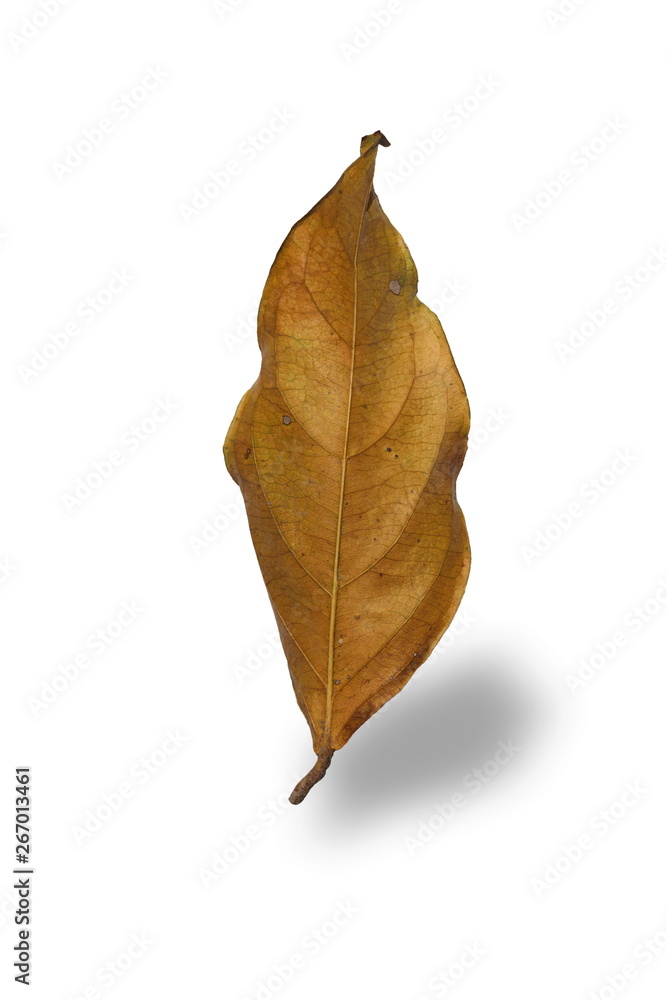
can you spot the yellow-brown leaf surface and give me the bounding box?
[224,132,470,802]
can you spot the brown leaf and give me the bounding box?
[224,131,470,803]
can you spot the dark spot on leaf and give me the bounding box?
[244,448,251,459]
[386,447,392,452]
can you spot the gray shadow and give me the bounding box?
[318,642,542,825]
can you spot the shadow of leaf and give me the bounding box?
[320,642,542,825]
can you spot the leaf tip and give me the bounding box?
[360,131,391,155]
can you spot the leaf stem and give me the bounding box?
[289,748,334,805]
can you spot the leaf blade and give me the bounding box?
[224,132,470,800]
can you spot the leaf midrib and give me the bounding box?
[324,173,375,746]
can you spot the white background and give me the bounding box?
[2,1,666,998]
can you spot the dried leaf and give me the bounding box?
[224,132,470,802]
